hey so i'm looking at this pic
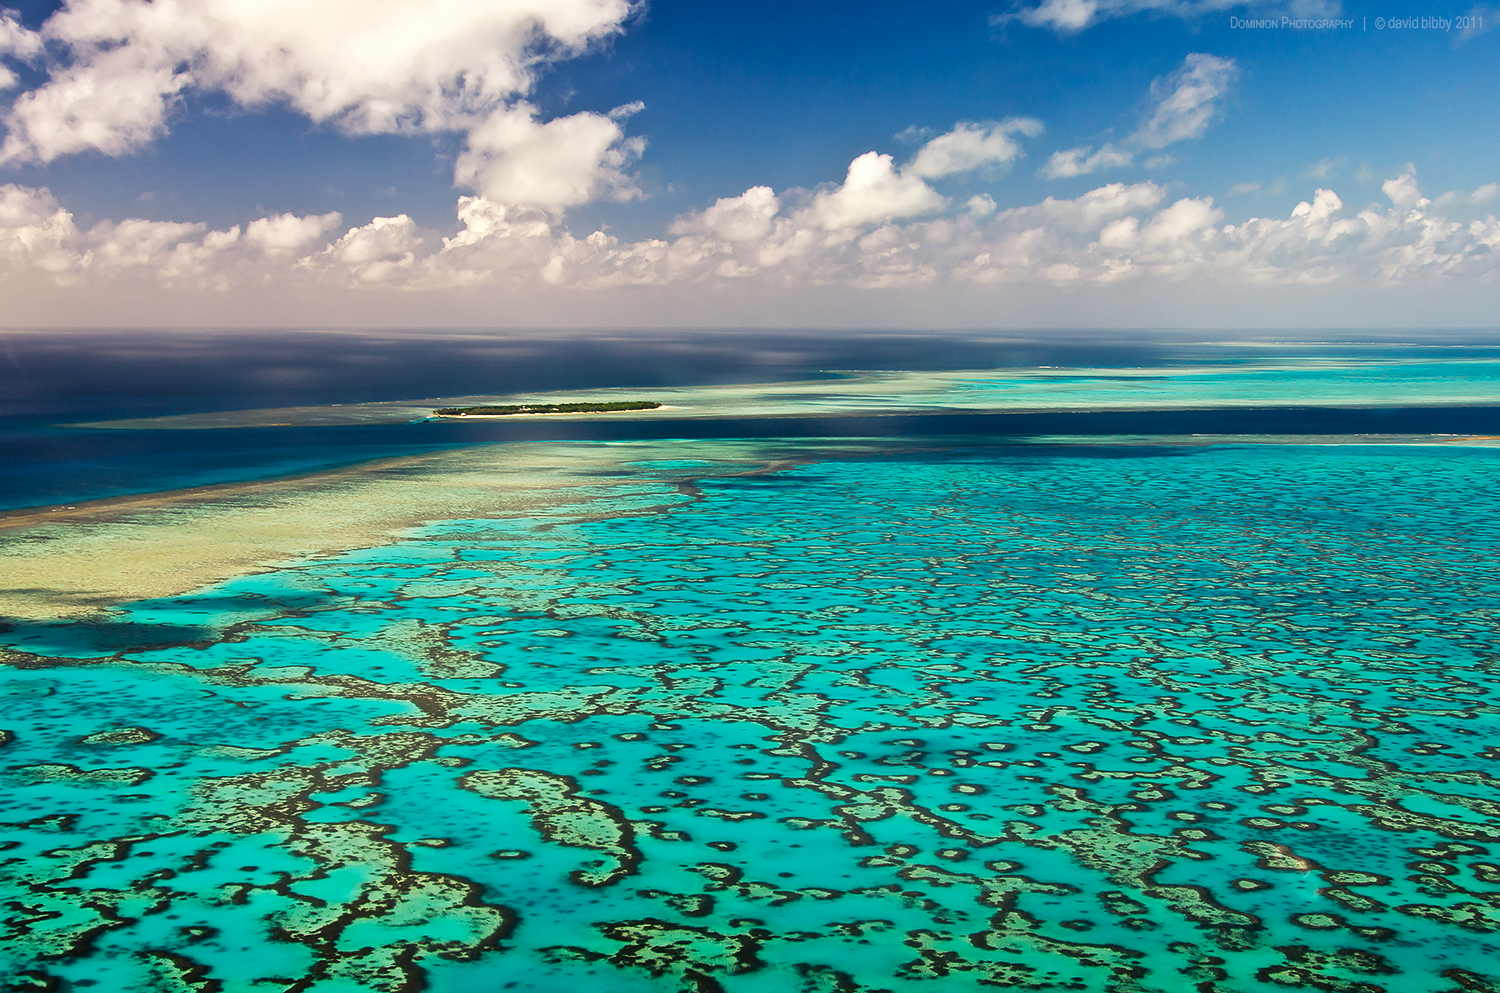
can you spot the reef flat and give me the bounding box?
[3,438,1499,992]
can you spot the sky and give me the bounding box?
[0,0,1496,329]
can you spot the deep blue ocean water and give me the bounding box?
[3,332,1500,992]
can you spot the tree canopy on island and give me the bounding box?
[434,401,661,416]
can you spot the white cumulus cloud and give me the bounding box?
[0,0,646,218]
[1132,53,1238,150]
[1,0,636,163]
[1382,164,1425,209]
[0,10,42,91]
[1,183,87,275]
[1039,54,1234,182]
[904,119,1043,179]
[1039,143,1133,179]
[246,213,344,256]
[800,152,947,231]
[670,186,782,242]
[966,194,999,217]
[454,102,645,210]
[0,182,357,287]
[0,10,41,57]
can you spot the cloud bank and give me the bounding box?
[4,164,1494,301]
[1,3,1491,327]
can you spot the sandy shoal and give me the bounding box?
[0,442,697,623]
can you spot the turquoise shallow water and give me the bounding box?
[3,441,1500,992]
[9,351,1500,513]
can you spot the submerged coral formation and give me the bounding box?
[2,440,1499,991]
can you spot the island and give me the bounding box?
[434,401,662,416]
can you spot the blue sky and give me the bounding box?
[0,0,1496,328]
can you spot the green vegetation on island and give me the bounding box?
[434,400,662,417]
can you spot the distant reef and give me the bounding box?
[434,401,662,417]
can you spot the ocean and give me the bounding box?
[2,329,1498,992]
